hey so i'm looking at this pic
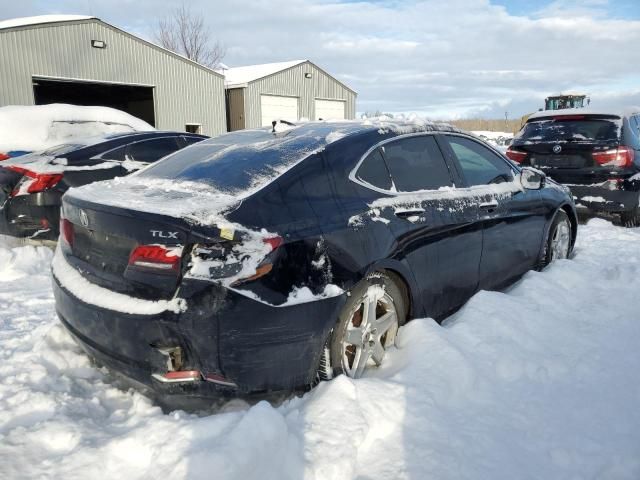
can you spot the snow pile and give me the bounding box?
[0,104,154,152]
[1,219,640,479]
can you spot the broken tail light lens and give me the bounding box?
[592,147,635,168]
[129,245,181,273]
[0,153,9,161]
[506,148,528,163]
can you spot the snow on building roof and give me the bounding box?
[223,60,307,88]
[0,15,94,30]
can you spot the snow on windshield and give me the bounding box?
[0,104,154,152]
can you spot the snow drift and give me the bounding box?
[0,221,639,479]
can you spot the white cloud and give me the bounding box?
[1,0,639,119]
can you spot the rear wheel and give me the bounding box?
[318,273,407,381]
[620,209,640,228]
[541,210,572,268]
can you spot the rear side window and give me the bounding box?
[447,136,514,186]
[181,135,205,146]
[356,148,392,190]
[127,137,181,163]
[381,136,452,191]
[516,116,621,143]
[101,145,127,161]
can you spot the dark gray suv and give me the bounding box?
[507,108,640,226]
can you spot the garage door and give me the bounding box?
[315,99,346,121]
[260,95,299,126]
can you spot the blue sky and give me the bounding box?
[1,0,639,119]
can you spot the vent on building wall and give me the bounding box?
[91,40,107,49]
[304,73,312,79]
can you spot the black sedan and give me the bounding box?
[0,131,206,241]
[52,121,577,407]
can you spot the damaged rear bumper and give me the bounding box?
[52,266,347,406]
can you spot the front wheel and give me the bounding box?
[318,273,407,381]
[541,209,572,268]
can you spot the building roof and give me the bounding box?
[222,60,306,88]
[0,15,94,30]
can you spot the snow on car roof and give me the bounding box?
[67,118,463,227]
[0,104,154,152]
[528,107,640,120]
[222,60,306,88]
[0,15,94,30]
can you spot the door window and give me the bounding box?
[127,137,181,163]
[447,136,514,186]
[381,136,452,191]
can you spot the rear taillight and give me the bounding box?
[128,245,181,273]
[592,146,635,168]
[506,147,528,163]
[0,153,9,161]
[60,218,75,247]
[8,167,63,196]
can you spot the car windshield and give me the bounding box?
[137,128,328,194]
[516,116,621,143]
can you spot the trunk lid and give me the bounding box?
[61,192,236,301]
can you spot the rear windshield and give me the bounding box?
[516,116,621,144]
[137,129,326,193]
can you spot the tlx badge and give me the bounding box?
[151,230,178,239]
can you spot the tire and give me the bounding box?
[620,209,640,228]
[318,273,408,381]
[540,209,572,268]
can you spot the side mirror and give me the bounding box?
[520,167,545,190]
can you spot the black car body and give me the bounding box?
[507,108,640,225]
[52,121,577,407]
[0,131,206,240]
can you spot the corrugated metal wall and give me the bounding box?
[242,61,356,128]
[0,20,226,135]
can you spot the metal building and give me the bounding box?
[224,60,357,131]
[0,15,227,135]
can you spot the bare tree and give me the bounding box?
[154,3,226,69]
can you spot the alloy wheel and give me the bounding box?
[340,285,399,378]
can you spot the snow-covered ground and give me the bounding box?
[1,220,639,479]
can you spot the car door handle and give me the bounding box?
[479,201,499,209]
[394,208,425,221]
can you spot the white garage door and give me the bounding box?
[260,95,299,126]
[315,99,346,121]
